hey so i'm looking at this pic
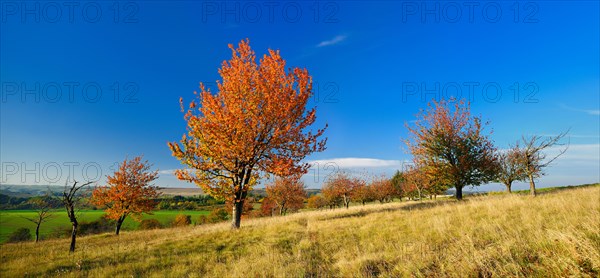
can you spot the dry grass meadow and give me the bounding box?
[1,185,599,277]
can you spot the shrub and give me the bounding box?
[48,226,71,239]
[140,219,162,230]
[172,214,191,227]
[79,214,115,235]
[307,195,326,209]
[197,215,208,225]
[8,228,31,243]
[207,208,229,223]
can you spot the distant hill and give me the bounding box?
[158,187,203,197]
[0,184,70,197]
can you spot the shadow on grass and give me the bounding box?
[317,199,456,221]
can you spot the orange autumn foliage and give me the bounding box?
[322,172,363,209]
[402,164,433,200]
[369,176,394,203]
[91,156,160,235]
[306,194,327,209]
[260,196,278,217]
[169,39,327,228]
[265,176,307,215]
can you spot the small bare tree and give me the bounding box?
[519,131,569,196]
[22,192,55,242]
[62,180,93,253]
[494,146,528,193]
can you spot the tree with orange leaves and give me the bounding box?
[306,194,327,210]
[405,99,497,200]
[351,182,374,205]
[370,176,394,203]
[265,176,307,215]
[260,196,278,217]
[402,164,434,200]
[169,39,327,229]
[91,156,160,235]
[322,172,363,209]
[321,184,342,209]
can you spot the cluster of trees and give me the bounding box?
[404,99,568,200]
[21,40,568,247]
[155,195,224,210]
[313,173,402,209]
[305,166,454,211]
[494,132,568,194]
[165,39,568,230]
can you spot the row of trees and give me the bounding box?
[404,99,568,200]
[494,132,568,193]
[166,39,568,229]
[318,173,400,209]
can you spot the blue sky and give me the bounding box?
[1,1,598,191]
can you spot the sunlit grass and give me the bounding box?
[1,186,598,277]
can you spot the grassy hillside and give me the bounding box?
[1,186,598,277]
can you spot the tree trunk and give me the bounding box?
[455,186,463,200]
[528,175,536,196]
[69,223,77,253]
[115,216,125,235]
[506,183,512,193]
[279,202,286,216]
[35,222,41,243]
[279,206,285,216]
[231,201,244,229]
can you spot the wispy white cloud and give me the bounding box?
[317,35,347,47]
[158,169,175,175]
[159,169,193,175]
[559,104,600,115]
[546,144,599,163]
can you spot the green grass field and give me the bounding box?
[0,210,210,243]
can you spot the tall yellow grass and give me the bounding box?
[1,186,598,277]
